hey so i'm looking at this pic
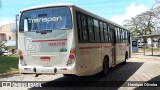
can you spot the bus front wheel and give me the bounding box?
[102,57,109,76]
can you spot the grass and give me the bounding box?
[0,56,19,73]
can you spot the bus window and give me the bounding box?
[77,14,83,40]
[115,27,118,42]
[19,7,72,32]
[100,22,104,42]
[128,31,131,43]
[88,17,94,41]
[103,23,108,42]
[122,30,125,42]
[81,15,88,41]
[94,19,100,42]
[119,28,122,42]
[108,25,112,42]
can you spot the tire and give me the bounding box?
[102,57,109,76]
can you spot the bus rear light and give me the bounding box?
[20,55,23,60]
[70,49,75,54]
[18,50,23,55]
[69,55,74,60]
[67,55,75,65]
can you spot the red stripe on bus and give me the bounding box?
[32,39,67,42]
[103,46,112,48]
[79,46,101,49]
[79,46,112,49]
[118,45,126,48]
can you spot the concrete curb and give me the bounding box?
[0,72,19,77]
[131,56,160,60]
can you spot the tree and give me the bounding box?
[123,5,160,42]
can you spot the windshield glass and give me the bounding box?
[19,6,72,32]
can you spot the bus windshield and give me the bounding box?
[19,6,72,32]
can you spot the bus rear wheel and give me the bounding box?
[102,57,109,76]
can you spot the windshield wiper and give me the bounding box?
[36,30,52,34]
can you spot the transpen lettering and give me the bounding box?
[28,16,62,23]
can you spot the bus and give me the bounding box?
[18,4,131,76]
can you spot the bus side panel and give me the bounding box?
[76,43,90,75]
[116,43,126,64]
[126,42,130,59]
[88,43,102,75]
[102,43,113,68]
[72,7,92,76]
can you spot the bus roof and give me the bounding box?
[20,3,128,30]
[20,3,74,12]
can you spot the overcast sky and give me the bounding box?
[0,0,156,26]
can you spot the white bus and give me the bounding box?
[18,4,131,76]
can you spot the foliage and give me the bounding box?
[124,9,159,36]
[123,4,160,42]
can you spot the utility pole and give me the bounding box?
[15,14,19,49]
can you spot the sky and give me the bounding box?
[0,0,157,26]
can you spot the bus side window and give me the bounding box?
[76,12,89,42]
[122,30,124,42]
[118,28,119,42]
[115,27,118,42]
[125,31,127,41]
[88,17,95,41]
[103,23,108,42]
[81,15,88,41]
[94,19,100,42]
[120,28,122,42]
[122,30,125,42]
[77,14,83,41]
[109,25,116,43]
[99,22,104,42]
[108,25,111,42]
